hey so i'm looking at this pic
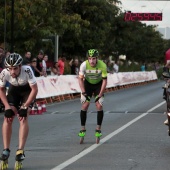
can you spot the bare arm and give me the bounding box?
[69,59,73,66]
[51,67,57,75]
[24,83,38,107]
[78,77,85,93]
[0,86,11,109]
[34,67,43,76]
[99,79,107,97]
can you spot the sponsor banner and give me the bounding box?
[36,71,157,99]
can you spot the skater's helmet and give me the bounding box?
[4,53,23,67]
[86,49,99,58]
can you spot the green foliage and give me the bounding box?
[0,0,169,65]
[119,63,140,72]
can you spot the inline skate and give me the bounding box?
[0,149,10,170]
[78,130,86,144]
[95,130,102,144]
[14,149,25,170]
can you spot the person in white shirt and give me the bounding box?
[42,54,48,77]
[0,53,38,168]
[113,60,119,73]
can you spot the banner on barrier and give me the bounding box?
[36,71,157,99]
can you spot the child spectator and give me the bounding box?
[51,62,60,76]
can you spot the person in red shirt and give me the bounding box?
[58,56,66,75]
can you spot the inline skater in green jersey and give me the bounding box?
[78,49,107,144]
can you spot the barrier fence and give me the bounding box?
[0,71,158,114]
[36,71,158,104]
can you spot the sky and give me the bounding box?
[118,0,170,28]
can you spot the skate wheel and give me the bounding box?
[96,137,100,144]
[0,160,8,170]
[80,137,84,144]
[14,161,22,170]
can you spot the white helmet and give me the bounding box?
[4,53,23,67]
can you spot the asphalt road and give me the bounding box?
[0,80,169,170]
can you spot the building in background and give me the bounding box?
[156,27,170,39]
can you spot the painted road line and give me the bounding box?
[51,101,165,170]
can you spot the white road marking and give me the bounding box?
[51,101,165,170]
[51,111,59,114]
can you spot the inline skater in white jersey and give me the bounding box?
[78,49,107,144]
[0,53,38,169]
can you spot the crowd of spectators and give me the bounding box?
[2,46,161,79]
[0,47,82,77]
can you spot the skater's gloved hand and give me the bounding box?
[95,95,104,106]
[18,107,28,118]
[95,95,101,102]
[4,109,15,118]
[80,92,89,104]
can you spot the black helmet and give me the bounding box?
[4,53,23,67]
[86,49,99,58]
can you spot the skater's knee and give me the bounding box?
[96,103,102,110]
[19,120,28,127]
[3,118,13,125]
[82,103,89,110]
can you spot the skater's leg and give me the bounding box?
[95,102,104,130]
[2,106,16,149]
[18,109,30,150]
[94,102,103,141]
[18,117,29,150]
[80,102,90,130]
[95,109,103,141]
[96,110,104,130]
[2,119,13,150]
[80,110,87,130]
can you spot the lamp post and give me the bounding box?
[11,0,14,52]
[4,0,7,51]
[54,33,59,62]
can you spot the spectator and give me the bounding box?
[22,51,31,65]
[0,47,5,71]
[51,62,60,76]
[58,56,66,75]
[30,57,37,75]
[69,58,80,75]
[42,54,48,77]
[5,51,10,58]
[113,60,119,73]
[141,63,145,71]
[1,50,11,90]
[34,50,44,77]
[106,60,113,73]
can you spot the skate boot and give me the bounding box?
[95,130,102,144]
[0,148,10,170]
[78,130,86,144]
[14,149,25,170]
